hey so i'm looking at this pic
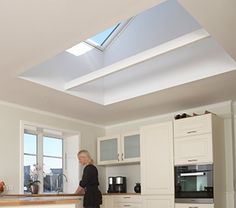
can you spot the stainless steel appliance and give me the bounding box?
[175,164,213,204]
[107,176,127,193]
[115,176,127,193]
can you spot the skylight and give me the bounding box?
[66,20,130,56]
[86,24,120,47]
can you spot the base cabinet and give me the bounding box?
[175,204,214,208]
[142,195,174,208]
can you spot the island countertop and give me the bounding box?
[0,194,82,206]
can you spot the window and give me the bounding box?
[23,130,64,193]
[66,20,131,56]
[86,24,120,47]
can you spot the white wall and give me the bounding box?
[0,101,105,194]
[105,101,235,207]
[105,164,140,193]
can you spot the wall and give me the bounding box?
[105,101,235,208]
[105,164,140,193]
[0,101,105,194]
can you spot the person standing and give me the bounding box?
[75,150,102,208]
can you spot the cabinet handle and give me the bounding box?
[118,154,119,162]
[188,159,198,162]
[122,153,124,161]
[187,130,197,134]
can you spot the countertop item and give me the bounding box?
[0,195,82,206]
[102,193,141,195]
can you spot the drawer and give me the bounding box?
[174,114,212,138]
[113,195,142,203]
[115,203,142,208]
[175,203,214,208]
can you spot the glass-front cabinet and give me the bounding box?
[121,132,140,163]
[97,132,140,165]
[97,135,120,165]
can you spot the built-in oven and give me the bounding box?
[175,164,213,204]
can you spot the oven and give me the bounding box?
[175,164,213,204]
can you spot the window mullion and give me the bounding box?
[37,130,44,193]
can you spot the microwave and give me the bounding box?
[175,164,213,204]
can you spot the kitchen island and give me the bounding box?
[0,194,82,207]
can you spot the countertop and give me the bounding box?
[102,193,141,195]
[0,194,82,206]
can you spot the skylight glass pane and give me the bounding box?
[88,24,119,46]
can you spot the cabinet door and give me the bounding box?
[140,122,174,195]
[102,195,114,208]
[97,135,120,165]
[175,203,214,208]
[174,134,213,165]
[121,132,140,163]
[143,195,174,208]
[174,114,212,138]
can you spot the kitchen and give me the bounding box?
[0,0,236,208]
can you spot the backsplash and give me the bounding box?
[105,164,141,193]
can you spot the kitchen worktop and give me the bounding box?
[102,193,141,195]
[0,194,82,206]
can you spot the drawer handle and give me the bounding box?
[189,207,198,208]
[123,205,131,207]
[188,159,198,162]
[123,197,131,199]
[187,130,197,134]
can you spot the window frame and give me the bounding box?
[22,128,65,194]
[84,19,132,51]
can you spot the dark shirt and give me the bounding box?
[79,164,102,207]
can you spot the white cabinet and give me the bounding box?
[97,135,120,165]
[175,203,214,208]
[174,114,212,138]
[102,195,114,208]
[174,133,213,165]
[121,132,140,163]
[140,122,174,195]
[113,195,142,208]
[174,114,214,165]
[97,132,140,165]
[142,195,174,208]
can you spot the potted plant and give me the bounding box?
[27,164,41,194]
[27,179,40,194]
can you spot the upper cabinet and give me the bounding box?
[97,132,140,165]
[174,114,214,165]
[97,135,120,165]
[174,114,212,138]
[140,122,174,195]
[121,132,140,163]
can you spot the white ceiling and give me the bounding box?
[0,0,236,126]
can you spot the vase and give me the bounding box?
[30,184,39,194]
[134,183,141,193]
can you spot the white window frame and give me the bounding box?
[20,120,81,194]
[85,18,133,51]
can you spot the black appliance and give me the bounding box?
[107,176,127,193]
[175,164,213,204]
[107,177,116,193]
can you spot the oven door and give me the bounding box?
[175,164,213,203]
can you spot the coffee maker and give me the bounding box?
[107,177,116,193]
[115,176,127,193]
[107,176,127,193]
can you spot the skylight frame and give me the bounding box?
[85,19,132,51]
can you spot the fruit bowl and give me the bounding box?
[0,180,5,193]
